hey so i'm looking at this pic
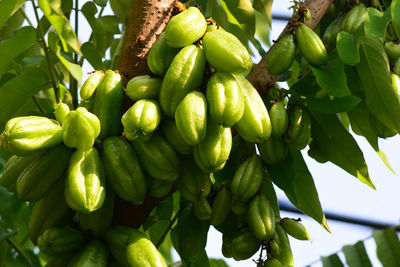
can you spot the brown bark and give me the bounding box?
[246,0,335,95]
[114,0,334,228]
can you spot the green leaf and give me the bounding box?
[253,0,272,45]
[219,0,255,37]
[0,26,36,75]
[0,0,25,29]
[356,36,400,132]
[373,228,400,266]
[364,8,391,41]
[0,8,25,40]
[94,0,108,7]
[252,0,272,22]
[267,149,329,231]
[391,0,400,38]
[48,32,82,83]
[82,2,107,54]
[38,0,81,54]
[342,240,373,267]
[0,68,49,127]
[304,95,361,113]
[81,42,106,70]
[336,31,361,66]
[321,254,345,267]
[309,110,375,189]
[98,16,121,34]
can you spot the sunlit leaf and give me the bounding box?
[364,8,391,41]
[336,30,362,66]
[304,95,361,113]
[0,0,25,29]
[391,0,400,37]
[82,2,107,54]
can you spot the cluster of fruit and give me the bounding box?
[0,5,314,267]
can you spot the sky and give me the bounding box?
[24,1,400,266]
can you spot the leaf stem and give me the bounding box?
[155,204,187,248]
[29,0,60,104]
[5,237,33,267]
[19,8,34,27]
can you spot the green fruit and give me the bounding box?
[230,154,264,203]
[206,72,245,127]
[323,15,344,47]
[177,156,211,202]
[280,218,311,241]
[37,227,85,256]
[0,153,41,192]
[160,119,192,155]
[341,4,367,34]
[385,42,400,60]
[29,179,74,244]
[62,107,101,151]
[79,188,115,237]
[92,70,124,139]
[284,107,311,150]
[102,137,147,204]
[171,205,210,262]
[266,33,296,75]
[68,240,108,267]
[210,186,231,227]
[370,115,397,138]
[121,99,162,141]
[55,103,70,124]
[147,32,179,76]
[234,75,271,143]
[125,75,162,101]
[203,29,253,74]
[295,23,328,66]
[159,45,205,117]
[193,120,232,173]
[222,229,261,261]
[148,176,174,198]
[80,71,105,101]
[2,116,63,156]
[271,224,294,266]
[175,91,207,145]
[16,145,72,201]
[45,253,73,267]
[263,258,284,267]
[126,229,168,267]
[269,101,288,137]
[165,7,207,48]
[78,99,94,112]
[194,196,212,220]
[248,194,275,240]
[132,133,180,181]
[105,226,135,266]
[257,137,288,165]
[65,148,106,213]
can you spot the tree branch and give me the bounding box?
[246,0,335,96]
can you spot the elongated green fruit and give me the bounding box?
[323,15,344,47]
[126,229,168,267]
[0,153,41,192]
[267,33,296,75]
[222,229,261,261]
[102,137,147,204]
[271,224,294,266]
[148,176,174,198]
[37,227,85,256]
[80,71,105,100]
[203,29,253,74]
[194,196,212,221]
[295,23,328,66]
[175,91,207,145]
[3,116,63,156]
[105,226,134,266]
[177,156,211,202]
[62,107,100,151]
[29,179,74,244]
[257,137,288,165]
[147,32,179,76]
[125,75,162,101]
[79,188,115,237]
[210,186,231,227]
[248,194,275,240]
[16,145,72,201]
[385,42,400,60]
[234,75,271,143]
[341,4,367,34]
[193,120,232,173]
[68,241,108,267]
[280,218,310,241]
[132,133,180,181]
[159,45,205,117]
[45,254,73,267]
[206,72,245,127]
[65,148,106,213]
[263,258,284,267]
[165,7,207,48]
[160,119,192,155]
[230,154,264,203]
[121,99,162,141]
[92,70,124,139]
[55,103,70,124]
[269,101,288,137]
[284,107,311,150]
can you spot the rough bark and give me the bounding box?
[114,0,334,228]
[246,0,335,96]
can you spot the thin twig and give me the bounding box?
[155,204,188,248]
[5,237,33,267]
